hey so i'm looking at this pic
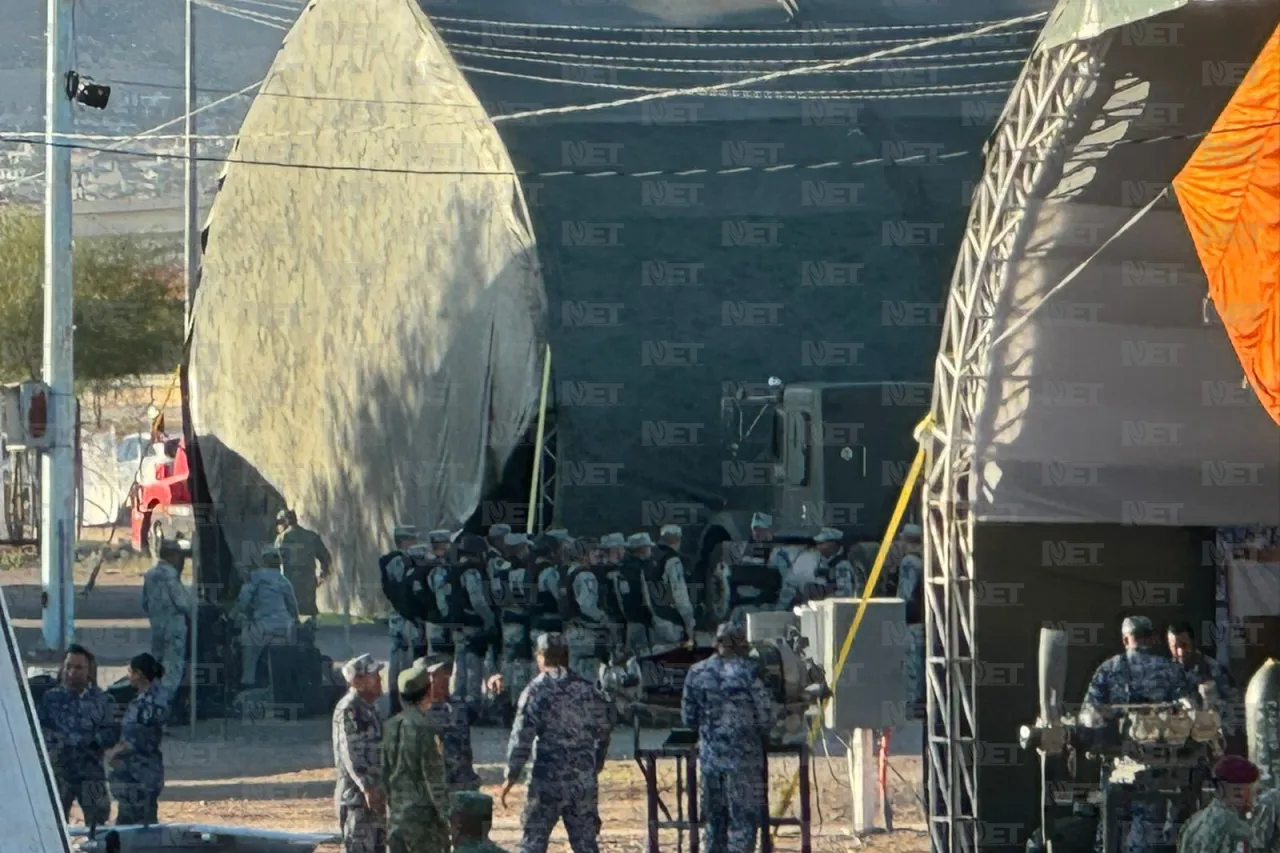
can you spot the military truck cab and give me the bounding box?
[696,379,931,581]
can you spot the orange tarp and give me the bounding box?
[1174,24,1280,426]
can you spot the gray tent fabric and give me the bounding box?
[421,0,1051,536]
[970,0,1280,526]
[188,0,545,614]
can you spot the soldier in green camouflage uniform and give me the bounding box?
[1178,755,1258,853]
[275,509,333,619]
[382,655,451,853]
[452,791,513,853]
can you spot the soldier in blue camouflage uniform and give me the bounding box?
[141,539,193,704]
[682,622,776,853]
[38,644,116,827]
[1083,616,1193,853]
[229,546,299,689]
[1167,621,1240,737]
[450,534,497,718]
[105,653,169,826]
[500,633,613,853]
[334,654,388,853]
[384,525,426,717]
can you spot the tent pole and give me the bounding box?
[526,346,552,535]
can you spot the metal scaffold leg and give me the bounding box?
[921,39,1103,853]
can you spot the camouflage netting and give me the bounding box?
[187,0,546,616]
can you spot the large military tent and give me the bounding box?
[188,0,1050,612]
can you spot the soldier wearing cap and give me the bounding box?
[275,508,333,620]
[445,534,497,717]
[490,531,536,721]
[229,545,299,690]
[650,525,697,648]
[1178,756,1258,853]
[334,654,387,853]
[451,791,512,852]
[1083,616,1193,853]
[141,538,194,706]
[615,533,657,657]
[487,524,512,560]
[382,655,451,853]
[501,633,612,853]
[682,623,777,853]
[383,525,427,717]
[564,534,624,681]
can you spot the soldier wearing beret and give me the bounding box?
[382,655,452,853]
[452,791,513,853]
[1178,756,1258,853]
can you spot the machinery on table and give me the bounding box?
[599,621,828,853]
[1018,629,1223,853]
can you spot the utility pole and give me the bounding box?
[183,0,200,733]
[41,0,77,655]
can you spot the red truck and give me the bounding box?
[128,436,195,555]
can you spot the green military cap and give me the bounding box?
[398,658,431,695]
[452,790,494,819]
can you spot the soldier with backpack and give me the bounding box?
[561,534,623,682]
[615,534,655,657]
[445,534,497,719]
[381,525,426,716]
[489,532,535,724]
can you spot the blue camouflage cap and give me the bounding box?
[1122,616,1153,636]
[600,532,626,549]
[489,524,512,538]
[545,528,571,541]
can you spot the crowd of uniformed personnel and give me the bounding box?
[379,512,929,725]
[31,504,1280,853]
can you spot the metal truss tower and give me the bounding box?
[921,38,1103,853]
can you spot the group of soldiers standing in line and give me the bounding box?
[380,511,928,724]
[379,521,703,723]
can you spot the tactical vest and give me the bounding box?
[615,556,652,625]
[802,551,842,604]
[380,550,441,623]
[491,560,536,625]
[444,560,488,628]
[644,553,685,626]
[559,563,616,622]
[379,550,407,613]
[531,558,564,632]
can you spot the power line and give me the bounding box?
[100,77,493,110]
[425,14,1040,35]
[0,133,979,177]
[442,43,1030,66]
[490,13,1048,123]
[192,0,289,29]
[434,24,1038,49]
[7,118,1271,183]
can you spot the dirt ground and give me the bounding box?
[2,546,928,853]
